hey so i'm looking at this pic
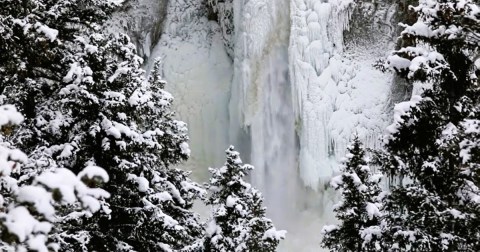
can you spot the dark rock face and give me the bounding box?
[107,0,169,60]
[108,0,235,61]
[206,0,234,59]
[344,0,398,53]
[344,1,412,109]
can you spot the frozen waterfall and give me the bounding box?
[228,0,304,231]
[132,0,397,250]
[227,0,393,250]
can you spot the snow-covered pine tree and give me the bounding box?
[51,36,205,252]
[321,136,383,252]
[1,1,205,251]
[0,105,110,252]
[0,0,119,123]
[378,0,480,250]
[204,146,286,252]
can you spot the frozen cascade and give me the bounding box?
[230,0,394,250]
[229,0,302,230]
[139,0,395,250]
[228,1,333,250]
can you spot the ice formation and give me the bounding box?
[290,0,393,188]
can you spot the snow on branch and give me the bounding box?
[0,105,110,251]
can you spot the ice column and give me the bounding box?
[289,0,354,188]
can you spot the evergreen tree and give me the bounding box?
[0,0,119,122]
[204,146,285,252]
[377,0,480,250]
[50,37,205,252]
[0,105,109,251]
[0,1,205,251]
[321,136,383,252]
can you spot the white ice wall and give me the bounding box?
[147,0,233,179]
